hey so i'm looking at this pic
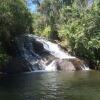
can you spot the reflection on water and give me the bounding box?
[0,71,100,100]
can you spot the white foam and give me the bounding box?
[44,60,57,71]
[81,64,90,70]
[26,34,90,71]
[36,39,76,59]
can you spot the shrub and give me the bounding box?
[58,5,100,67]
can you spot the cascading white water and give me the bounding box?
[15,34,89,72]
[27,35,76,71]
[35,38,76,59]
[44,60,57,71]
[81,64,90,70]
[28,34,89,71]
[35,38,77,71]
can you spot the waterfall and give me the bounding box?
[14,34,89,72]
[34,36,76,59]
[81,64,90,70]
[44,60,57,71]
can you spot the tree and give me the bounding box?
[32,0,64,39]
[58,0,100,68]
[0,0,33,63]
[31,0,100,68]
[31,0,75,39]
[0,0,33,47]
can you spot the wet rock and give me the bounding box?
[2,57,32,74]
[70,58,83,70]
[56,59,76,71]
[55,58,83,71]
[2,34,89,73]
[32,39,50,57]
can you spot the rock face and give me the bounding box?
[3,34,89,73]
[56,59,76,71]
[56,59,83,71]
[2,57,31,73]
[46,58,85,71]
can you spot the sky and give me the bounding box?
[27,0,93,12]
[88,0,93,7]
[27,0,37,12]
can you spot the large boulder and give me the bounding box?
[55,58,84,71]
[56,59,76,71]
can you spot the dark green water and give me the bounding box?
[0,71,100,100]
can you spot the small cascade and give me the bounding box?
[44,60,57,71]
[14,35,42,71]
[35,37,76,59]
[81,64,90,70]
[13,34,89,72]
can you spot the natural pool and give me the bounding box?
[0,71,100,100]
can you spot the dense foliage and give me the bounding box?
[0,0,33,65]
[32,0,100,68]
[0,0,100,68]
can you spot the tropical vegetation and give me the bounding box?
[31,0,100,68]
[0,0,100,69]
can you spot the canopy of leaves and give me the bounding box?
[0,0,33,39]
[32,0,100,67]
[0,0,33,64]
